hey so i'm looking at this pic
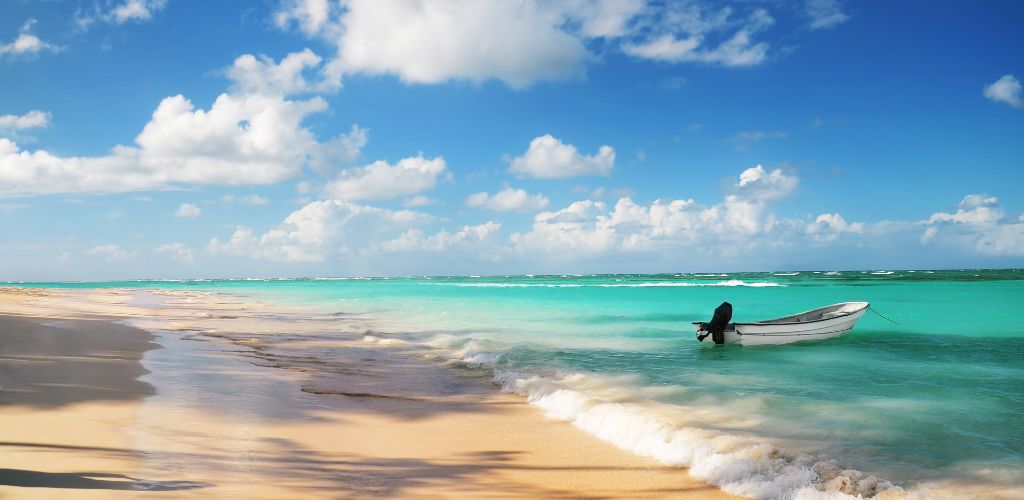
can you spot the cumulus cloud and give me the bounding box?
[511,164,798,256]
[155,242,194,263]
[928,194,1002,226]
[274,0,336,37]
[509,135,614,179]
[733,164,799,202]
[88,244,136,261]
[402,195,437,208]
[208,200,434,262]
[0,20,62,58]
[324,155,447,201]
[0,110,51,133]
[465,187,549,212]
[0,52,366,197]
[275,1,782,88]
[923,195,1024,255]
[174,203,201,218]
[805,0,850,30]
[327,0,589,88]
[378,221,502,253]
[983,75,1023,108]
[805,213,863,242]
[227,48,338,96]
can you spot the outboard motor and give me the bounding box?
[697,301,732,345]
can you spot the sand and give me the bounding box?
[0,287,734,499]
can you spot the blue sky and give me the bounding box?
[1,0,1022,280]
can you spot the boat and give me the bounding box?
[693,301,869,346]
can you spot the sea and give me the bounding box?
[11,269,1024,498]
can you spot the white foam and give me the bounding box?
[429,280,782,288]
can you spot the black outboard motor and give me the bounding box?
[697,301,732,345]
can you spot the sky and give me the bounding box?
[1,0,1022,280]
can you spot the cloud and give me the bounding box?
[927,194,1002,226]
[983,75,1023,108]
[155,242,194,263]
[805,0,850,30]
[88,244,136,261]
[733,164,799,202]
[923,195,1024,255]
[402,195,437,208]
[75,0,168,29]
[0,110,51,133]
[465,187,549,212]
[276,1,785,89]
[0,20,62,58]
[222,194,270,205]
[509,135,614,179]
[511,165,798,257]
[0,52,366,197]
[174,203,201,218]
[377,221,502,253]
[805,213,863,242]
[208,199,433,262]
[621,8,775,67]
[324,155,447,201]
[227,48,338,96]
[274,0,336,37]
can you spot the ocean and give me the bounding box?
[11,269,1024,498]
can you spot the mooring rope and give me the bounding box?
[869,306,902,325]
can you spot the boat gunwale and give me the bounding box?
[691,301,869,327]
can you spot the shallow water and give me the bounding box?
[12,270,1024,498]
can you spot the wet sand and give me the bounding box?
[0,287,734,499]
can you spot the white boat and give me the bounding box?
[694,302,869,346]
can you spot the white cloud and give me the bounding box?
[0,20,62,58]
[0,51,366,198]
[274,0,336,37]
[805,0,850,30]
[0,110,51,132]
[174,203,201,218]
[805,213,863,242]
[509,134,614,179]
[923,195,1024,256]
[465,187,549,212]
[76,0,168,29]
[208,200,433,262]
[512,165,798,256]
[324,155,447,201]
[734,165,799,202]
[88,244,136,261]
[328,0,589,88]
[155,242,194,263]
[621,8,774,67]
[983,75,1023,108]
[277,1,783,89]
[928,194,1002,226]
[222,194,270,205]
[378,221,502,253]
[402,195,437,208]
[227,48,337,96]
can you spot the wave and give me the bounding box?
[428,280,783,288]
[423,338,906,499]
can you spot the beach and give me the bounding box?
[0,286,732,499]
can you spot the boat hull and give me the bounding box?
[694,302,868,346]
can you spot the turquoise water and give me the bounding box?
[10,270,1024,497]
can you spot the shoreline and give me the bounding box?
[0,286,734,498]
